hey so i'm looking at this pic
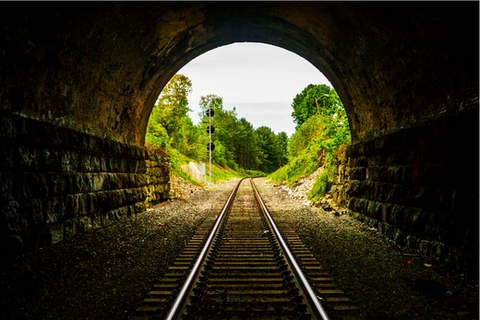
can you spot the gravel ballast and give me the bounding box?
[1,176,477,320]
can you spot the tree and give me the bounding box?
[155,74,193,149]
[146,74,199,153]
[254,126,282,173]
[199,95,236,168]
[291,84,340,130]
[276,132,288,167]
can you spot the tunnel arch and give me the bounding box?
[1,2,476,146]
[0,2,478,278]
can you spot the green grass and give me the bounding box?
[268,138,325,186]
[173,153,246,184]
[268,138,343,202]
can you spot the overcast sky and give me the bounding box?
[176,42,332,137]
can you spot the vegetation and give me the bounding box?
[145,74,290,184]
[198,94,287,173]
[269,84,351,201]
[145,74,350,193]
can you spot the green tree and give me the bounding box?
[146,74,203,158]
[155,74,193,149]
[254,126,282,173]
[199,95,236,168]
[291,84,342,130]
[276,132,288,167]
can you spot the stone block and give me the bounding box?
[76,216,93,232]
[0,201,21,233]
[89,173,106,192]
[66,193,86,216]
[346,179,361,197]
[85,192,98,215]
[47,172,67,196]
[381,203,394,223]
[24,198,44,229]
[384,184,402,204]
[40,148,61,171]
[408,207,427,236]
[60,151,79,172]
[0,171,13,201]
[15,172,48,199]
[91,214,102,229]
[134,202,146,214]
[79,154,93,172]
[87,135,103,154]
[386,166,403,184]
[14,116,28,142]
[405,234,419,251]
[48,223,64,244]
[73,173,89,194]
[91,155,102,172]
[63,219,76,239]
[96,191,109,211]
[349,167,366,181]
[100,156,108,172]
[114,206,129,220]
[393,228,406,246]
[0,113,15,139]
[392,205,404,227]
[43,197,66,224]
[378,221,394,239]
[0,139,14,170]
[107,157,117,172]
[373,182,386,202]
[17,145,40,170]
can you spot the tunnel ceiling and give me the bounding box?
[0,2,478,145]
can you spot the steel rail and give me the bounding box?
[250,178,331,320]
[164,178,244,320]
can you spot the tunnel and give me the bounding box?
[0,2,478,280]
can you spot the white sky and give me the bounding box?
[176,42,331,137]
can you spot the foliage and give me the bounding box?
[307,166,334,202]
[291,84,345,130]
[198,94,286,174]
[146,74,202,159]
[270,84,351,201]
[269,137,333,185]
[145,75,353,187]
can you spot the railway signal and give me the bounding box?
[206,108,215,117]
[204,108,215,183]
[206,125,215,134]
[206,142,215,151]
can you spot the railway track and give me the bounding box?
[132,178,361,320]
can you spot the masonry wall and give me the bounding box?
[0,113,170,260]
[333,109,478,281]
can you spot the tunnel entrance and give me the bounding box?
[0,2,478,280]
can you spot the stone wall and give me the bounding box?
[331,145,350,208]
[0,113,170,260]
[333,109,478,281]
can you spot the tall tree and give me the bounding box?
[156,74,193,149]
[146,74,196,151]
[254,126,281,173]
[291,84,340,130]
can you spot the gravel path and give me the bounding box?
[0,176,477,320]
[255,178,478,320]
